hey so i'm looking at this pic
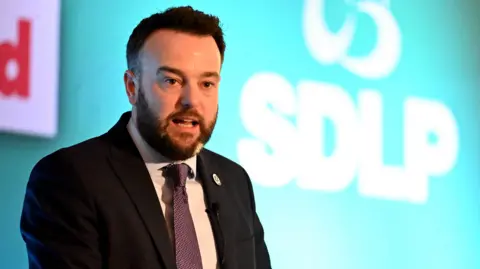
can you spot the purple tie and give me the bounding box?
[168,163,203,269]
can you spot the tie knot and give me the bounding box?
[165,163,191,187]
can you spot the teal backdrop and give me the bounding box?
[2,0,480,268]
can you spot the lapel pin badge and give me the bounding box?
[212,173,222,186]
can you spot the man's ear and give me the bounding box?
[124,70,139,105]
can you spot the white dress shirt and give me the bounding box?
[127,119,217,268]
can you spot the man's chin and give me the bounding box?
[166,144,202,161]
[167,138,204,160]
[169,134,198,147]
[159,128,211,160]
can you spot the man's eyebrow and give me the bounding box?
[156,66,185,77]
[201,71,220,80]
[156,66,220,80]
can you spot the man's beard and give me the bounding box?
[135,88,217,161]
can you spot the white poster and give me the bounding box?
[0,0,61,138]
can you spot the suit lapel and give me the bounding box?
[105,112,176,269]
[197,151,223,206]
[197,150,231,266]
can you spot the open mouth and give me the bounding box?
[172,117,199,128]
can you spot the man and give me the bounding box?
[20,6,271,269]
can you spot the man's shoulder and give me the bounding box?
[33,134,109,172]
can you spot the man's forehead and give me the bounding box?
[144,30,220,58]
[140,30,221,73]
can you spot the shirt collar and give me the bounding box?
[126,117,197,180]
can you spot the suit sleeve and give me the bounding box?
[244,169,272,269]
[20,152,102,269]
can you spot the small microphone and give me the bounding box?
[206,202,225,266]
[206,202,220,217]
[210,203,220,216]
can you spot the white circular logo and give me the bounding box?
[303,0,401,79]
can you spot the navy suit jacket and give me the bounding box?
[20,112,271,269]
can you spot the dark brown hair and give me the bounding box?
[126,6,226,74]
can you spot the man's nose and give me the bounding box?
[180,83,201,108]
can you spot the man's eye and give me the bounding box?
[164,78,178,85]
[203,81,215,88]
